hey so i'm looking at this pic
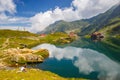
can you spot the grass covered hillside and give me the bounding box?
[0,30,75,66]
[99,17,120,48]
[0,29,74,49]
[40,20,89,34]
[42,4,120,37]
[80,4,120,35]
[0,29,38,37]
[0,30,39,49]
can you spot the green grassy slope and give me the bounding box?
[99,17,120,48]
[40,20,89,34]
[0,29,38,37]
[41,4,120,37]
[0,68,88,80]
[0,30,39,49]
[0,30,73,49]
[80,4,120,35]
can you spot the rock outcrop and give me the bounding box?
[3,48,49,63]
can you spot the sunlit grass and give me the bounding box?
[0,69,65,80]
[0,69,88,80]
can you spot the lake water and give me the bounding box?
[32,41,120,80]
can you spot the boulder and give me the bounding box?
[4,48,49,63]
[11,54,44,63]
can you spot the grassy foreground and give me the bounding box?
[0,68,88,80]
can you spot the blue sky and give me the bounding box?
[0,0,119,32]
[14,0,73,17]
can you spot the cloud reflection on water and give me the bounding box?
[32,44,120,80]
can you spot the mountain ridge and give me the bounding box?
[39,4,120,36]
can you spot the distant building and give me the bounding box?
[91,32,104,41]
[40,34,46,37]
[69,32,77,38]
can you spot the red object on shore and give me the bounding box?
[40,34,46,37]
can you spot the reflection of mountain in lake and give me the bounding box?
[32,44,120,80]
[62,38,120,62]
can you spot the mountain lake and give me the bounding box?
[32,38,120,80]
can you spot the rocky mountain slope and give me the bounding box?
[80,4,120,35]
[41,4,120,36]
[40,20,89,34]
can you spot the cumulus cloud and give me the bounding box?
[0,0,16,14]
[30,7,79,32]
[0,0,16,21]
[0,26,30,31]
[0,16,31,31]
[30,0,120,32]
[32,43,120,80]
[0,0,30,30]
[0,16,29,24]
[72,0,120,18]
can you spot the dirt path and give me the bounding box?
[0,38,9,49]
[0,38,10,68]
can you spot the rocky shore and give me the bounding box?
[0,48,49,67]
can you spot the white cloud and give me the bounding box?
[32,43,120,80]
[0,0,16,14]
[0,0,16,21]
[0,16,30,24]
[0,0,30,31]
[30,0,120,32]
[0,26,30,31]
[30,7,80,32]
[72,0,120,18]
[0,13,8,20]
[0,14,30,30]
[0,15,31,32]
